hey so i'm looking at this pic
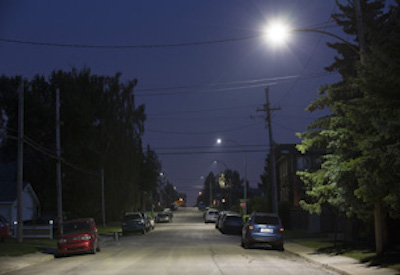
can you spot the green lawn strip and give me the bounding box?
[0,238,56,257]
[98,222,121,235]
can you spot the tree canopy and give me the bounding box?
[0,68,166,221]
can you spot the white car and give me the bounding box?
[204,209,219,223]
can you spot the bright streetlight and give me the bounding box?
[263,20,290,46]
[262,20,359,53]
[216,138,248,215]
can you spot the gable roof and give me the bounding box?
[0,162,35,203]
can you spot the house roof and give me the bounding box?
[0,162,35,203]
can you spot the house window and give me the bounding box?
[297,156,311,171]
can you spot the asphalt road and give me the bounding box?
[7,207,338,275]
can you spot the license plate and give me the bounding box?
[260,228,273,233]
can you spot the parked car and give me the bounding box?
[241,213,284,251]
[204,209,219,223]
[220,213,243,235]
[163,208,173,220]
[0,215,11,241]
[56,218,100,258]
[155,212,170,223]
[198,203,206,211]
[215,211,235,229]
[146,214,155,230]
[121,212,147,235]
[143,213,154,231]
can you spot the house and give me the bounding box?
[0,162,40,224]
[273,144,337,233]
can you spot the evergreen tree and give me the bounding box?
[297,0,399,254]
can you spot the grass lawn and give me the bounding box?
[97,222,121,235]
[0,238,57,257]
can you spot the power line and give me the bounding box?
[0,20,339,50]
[277,2,338,105]
[0,35,259,49]
[135,72,333,97]
[6,130,100,176]
[135,75,300,93]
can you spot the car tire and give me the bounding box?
[242,239,250,249]
[274,244,284,251]
[96,244,101,252]
[91,246,97,254]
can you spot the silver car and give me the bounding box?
[241,213,284,251]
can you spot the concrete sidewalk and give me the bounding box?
[284,241,398,275]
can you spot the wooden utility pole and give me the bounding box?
[101,169,106,227]
[56,88,63,224]
[258,87,280,214]
[17,83,24,243]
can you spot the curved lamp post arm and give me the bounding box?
[294,28,359,54]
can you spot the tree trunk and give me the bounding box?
[374,202,384,255]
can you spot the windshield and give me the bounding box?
[254,216,280,225]
[226,216,242,222]
[61,220,91,235]
[124,214,142,221]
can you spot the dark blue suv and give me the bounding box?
[241,213,284,251]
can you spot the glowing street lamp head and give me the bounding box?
[216,138,222,144]
[263,20,291,46]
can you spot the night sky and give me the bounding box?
[1,1,349,206]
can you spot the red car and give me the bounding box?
[56,218,100,258]
[0,215,11,241]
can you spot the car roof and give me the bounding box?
[124,212,142,215]
[225,213,241,217]
[251,213,279,217]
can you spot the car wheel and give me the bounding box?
[96,243,101,252]
[142,228,146,234]
[242,239,250,249]
[274,244,284,251]
[91,246,97,254]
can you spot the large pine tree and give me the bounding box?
[297,0,400,254]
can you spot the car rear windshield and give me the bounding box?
[62,221,91,234]
[254,216,280,225]
[226,216,242,222]
[124,214,142,220]
[209,211,218,215]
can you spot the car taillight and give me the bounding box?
[280,226,284,233]
[248,224,253,231]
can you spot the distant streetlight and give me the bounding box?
[216,138,248,215]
